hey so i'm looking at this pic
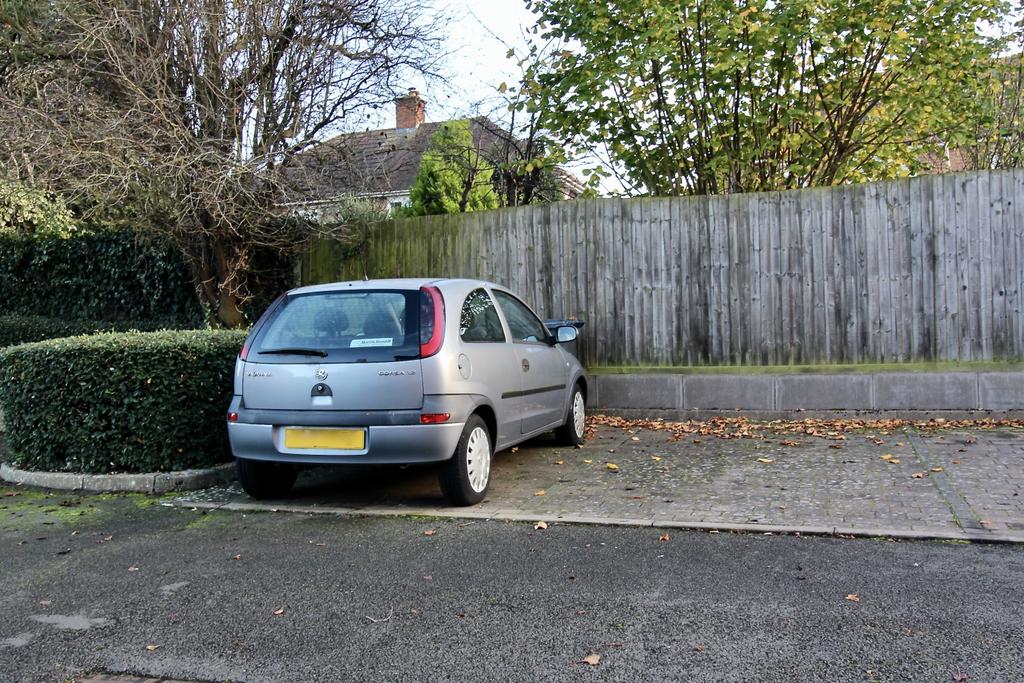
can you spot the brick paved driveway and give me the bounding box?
[174,420,1024,542]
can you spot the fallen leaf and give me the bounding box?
[979,520,993,525]
[694,644,704,653]
[39,600,51,607]
[128,566,139,572]
[554,460,564,465]
[608,448,616,454]
[930,466,944,473]
[658,533,670,542]
[952,672,969,682]
[952,460,961,465]
[579,654,601,667]
[881,454,894,460]
[585,414,1023,448]
[845,594,861,603]
[273,608,285,616]
[630,436,640,441]
[410,608,420,615]
[582,459,593,464]
[534,521,548,530]
[651,455,662,461]
[424,529,436,536]
[534,489,546,497]
[606,463,619,471]
[828,444,842,449]
[3,492,18,497]
[232,554,241,560]
[145,644,160,651]
[779,440,800,446]
[912,472,926,479]
[756,458,774,464]
[511,447,519,453]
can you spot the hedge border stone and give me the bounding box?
[0,461,236,493]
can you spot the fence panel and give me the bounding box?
[305,169,1024,366]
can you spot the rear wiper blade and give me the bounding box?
[258,347,328,357]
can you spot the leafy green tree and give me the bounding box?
[0,181,76,237]
[525,0,1005,195]
[407,120,500,215]
[960,11,1024,170]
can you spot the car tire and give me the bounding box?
[555,383,586,446]
[236,458,298,500]
[439,415,492,506]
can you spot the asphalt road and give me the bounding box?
[2,489,1023,683]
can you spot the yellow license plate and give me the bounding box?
[284,428,365,450]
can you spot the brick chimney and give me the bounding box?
[395,88,425,129]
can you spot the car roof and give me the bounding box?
[287,278,507,296]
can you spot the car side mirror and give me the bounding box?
[555,326,578,343]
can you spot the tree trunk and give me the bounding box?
[186,218,251,328]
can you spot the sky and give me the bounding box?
[366,0,540,130]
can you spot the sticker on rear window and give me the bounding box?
[350,337,394,348]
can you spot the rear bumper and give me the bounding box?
[228,421,464,465]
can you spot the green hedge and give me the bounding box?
[0,230,202,324]
[0,329,247,473]
[0,314,187,349]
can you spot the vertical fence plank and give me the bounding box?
[1011,171,1024,358]
[796,189,813,363]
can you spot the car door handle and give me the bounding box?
[521,359,530,372]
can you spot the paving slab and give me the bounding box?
[170,420,1024,542]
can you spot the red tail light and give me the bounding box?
[419,286,445,358]
[227,412,239,422]
[239,339,251,361]
[420,413,450,424]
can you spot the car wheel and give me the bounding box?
[439,415,492,506]
[236,458,298,500]
[555,383,586,446]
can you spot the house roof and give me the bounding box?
[281,117,513,203]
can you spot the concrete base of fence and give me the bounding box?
[588,371,1024,415]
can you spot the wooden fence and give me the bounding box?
[300,169,1024,367]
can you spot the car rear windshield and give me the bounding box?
[252,290,420,363]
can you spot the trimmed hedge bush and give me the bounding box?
[0,314,187,349]
[0,329,247,473]
[0,230,202,324]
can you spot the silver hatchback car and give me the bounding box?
[226,278,587,505]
